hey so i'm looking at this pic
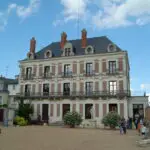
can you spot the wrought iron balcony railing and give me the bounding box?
[83,70,96,76]
[16,90,130,99]
[59,72,73,78]
[41,73,54,79]
[106,68,120,75]
[23,74,34,80]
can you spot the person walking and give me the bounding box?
[119,119,124,135]
[122,118,127,134]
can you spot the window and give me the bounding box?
[0,96,2,105]
[25,84,31,96]
[109,81,117,95]
[85,82,93,96]
[26,67,32,79]
[0,84,4,90]
[86,63,93,75]
[109,61,116,73]
[13,85,16,90]
[64,64,71,76]
[43,84,49,96]
[44,66,50,78]
[65,48,71,56]
[63,83,70,96]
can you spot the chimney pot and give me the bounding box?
[60,32,67,49]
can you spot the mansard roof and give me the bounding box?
[23,36,122,61]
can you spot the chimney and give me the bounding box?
[81,29,87,48]
[30,37,36,53]
[60,32,67,49]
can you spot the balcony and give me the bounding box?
[41,73,54,79]
[23,74,34,80]
[15,90,130,100]
[83,70,95,77]
[59,72,73,78]
[106,69,120,75]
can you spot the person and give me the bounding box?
[119,119,124,135]
[122,118,127,134]
[141,123,146,138]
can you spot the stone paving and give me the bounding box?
[0,126,149,150]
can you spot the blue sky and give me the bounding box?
[0,0,150,97]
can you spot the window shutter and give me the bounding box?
[80,82,84,94]
[37,104,40,115]
[80,61,84,74]
[103,81,107,91]
[58,63,62,74]
[33,65,37,76]
[95,60,99,73]
[52,65,55,75]
[73,82,76,92]
[119,80,124,92]
[51,83,55,95]
[57,104,60,117]
[50,104,54,117]
[38,84,42,95]
[58,83,61,95]
[39,64,43,77]
[72,104,76,112]
[103,103,107,116]
[73,62,77,74]
[102,60,106,72]
[95,104,99,117]
[79,104,83,116]
[95,81,99,91]
[32,84,36,96]
[118,58,123,71]
[120,103,124,117]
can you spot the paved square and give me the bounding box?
[0,126,148,150]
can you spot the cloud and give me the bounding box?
[55,0,150,29]
[0,0,40,31]
[140,84,150,90]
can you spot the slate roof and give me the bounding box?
[24,36,122,60]
[0,77,18,84]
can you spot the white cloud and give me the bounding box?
[55,0,150,29]
[140,84,150,90]
[0,0,40,31]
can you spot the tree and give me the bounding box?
[16,99,33,122]
[102,111,121,129]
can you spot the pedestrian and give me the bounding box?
[119,119,124,135]
[141,123,146,138]
[122,118,127,134]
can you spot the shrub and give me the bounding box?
[63,111,82,128]
[14,116,28,126]
[102,111,121,128]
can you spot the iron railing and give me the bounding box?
[22,74,34,80]
[16,90,130,99]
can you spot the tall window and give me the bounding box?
[13,85,16,90]
[43,84,49,96]
[44,66,50,78]
[65,48,71,56]
[0,96,2,105]
[26,67,32,79]
[109,61,116,73]
[64,64,71,76]
[0,84,4,91]
[85,82,93,96]
[109,81,117,95]
[63,83,70,96]
[86,63,93,75]
[25,84,31,96]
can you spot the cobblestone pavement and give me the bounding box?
[0,126,149,150]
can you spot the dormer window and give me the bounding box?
[107,44,117,52]
[44,50,52,58]
[62,42,74,56]
[85,45,94,54]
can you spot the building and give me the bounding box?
[0,76,18,123]
[16,29,148,126]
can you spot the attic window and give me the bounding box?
[44,50,52,58]
[85,45,94,54]
[27,52,34,59]
[107,44,116,52]
[62,42,74,56]
[65,48,71,56]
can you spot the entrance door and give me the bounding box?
[62,104,70,117]
[109,104,118,112]
[0,109,4,122]
[85,104,93,119]
[42,104,49,122]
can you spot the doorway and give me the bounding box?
[62,104,70,117]
[42,104,49,122]
[133,104,144,119]
[0,109,4,122]
[85,104,93,119]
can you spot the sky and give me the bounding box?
[0,0,150,98]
